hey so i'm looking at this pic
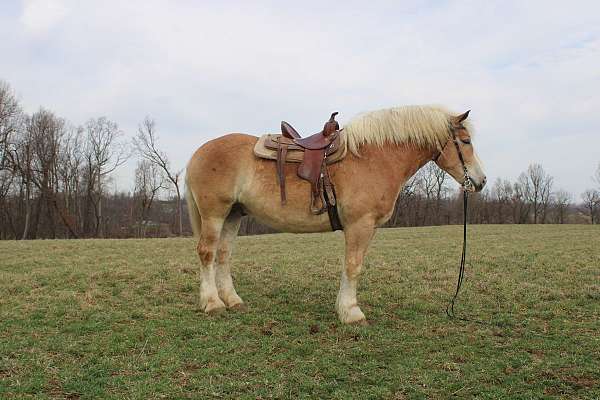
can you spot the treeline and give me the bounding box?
[0,80,184,239]
[386,163,600,227]
[1,80,599,240]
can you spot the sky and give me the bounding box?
[1,0,599,197]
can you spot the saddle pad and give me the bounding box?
[253,134,347,164]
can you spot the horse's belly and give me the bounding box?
[244,207,332,233]
[238,163,334,233]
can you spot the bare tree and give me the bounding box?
[491,178,513,223]
[0,157,16,238]
[518,164,554,224]
[432,164,449,224]
[415,163,438,225]
[581,189,599,224]
[0,81,22,170]
[134,159,166,237]
[57,126,85,237]
[468,187,492,224]
[530,164,553,223]
[83,117,129,237]
[9,119,34,239]
[0,82,22,236]
[552,189,571,224]
[133,118,183,235]
[28,109,68,238]
[513,174,531,223]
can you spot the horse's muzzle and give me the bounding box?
[471,176,487,192]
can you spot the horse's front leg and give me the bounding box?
[336,219,375,324]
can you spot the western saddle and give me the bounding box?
[254,112,343,231]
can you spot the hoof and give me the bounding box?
[204,299,227,315]
[229,302,247,312]
[206,305,227,315]
[337,305,367,325]
[349,318,369,326]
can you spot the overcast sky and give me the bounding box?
[1,1,599,197]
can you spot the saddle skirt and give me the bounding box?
[253,133,347,163]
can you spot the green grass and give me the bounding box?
[1,225,599,399]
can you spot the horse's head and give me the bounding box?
[433,110,486,192]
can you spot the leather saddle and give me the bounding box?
[270,112,343,230]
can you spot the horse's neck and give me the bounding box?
[336,143,433,220]
[352,143,434,184]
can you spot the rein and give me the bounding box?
[433,128,474,320]
[446,188,468,318]
[446,189,491,325]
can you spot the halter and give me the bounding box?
[431,125,474,191]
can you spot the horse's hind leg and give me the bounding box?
[197,216,227,314]
[215,210,245,310]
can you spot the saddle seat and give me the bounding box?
[252,112,345,230]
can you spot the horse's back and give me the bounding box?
[188,133,257,168]
[190,133,256,160]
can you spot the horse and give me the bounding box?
[184,105,486,324]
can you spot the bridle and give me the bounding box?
[432,124,474,319]
[431,125,474,192]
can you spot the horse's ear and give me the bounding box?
[456,110,470,123]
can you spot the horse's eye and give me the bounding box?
[461,138,471,145]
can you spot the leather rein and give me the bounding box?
[432,126,473,319]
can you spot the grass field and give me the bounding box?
[1,225,599,399]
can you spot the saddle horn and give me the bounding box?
[323,112,339,136]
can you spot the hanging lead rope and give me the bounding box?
[436,129,475,320]
[446,189,468,318]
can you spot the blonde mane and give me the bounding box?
[342,105,469,155]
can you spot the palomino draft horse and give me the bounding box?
[185,105,486,324]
